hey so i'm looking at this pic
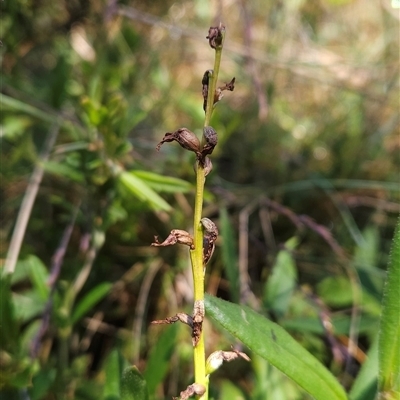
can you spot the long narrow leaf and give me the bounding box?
[143,324,178,395]
[119,171,171,212]
[1,94,61,125]
[349,336,378,400]
[71,282,112,324]
[205,294,347,400]
[104,349,123,400]
[378,217,400,397]
[131,170,192,193]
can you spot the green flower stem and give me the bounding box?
[189,166,207,396]
[190,31,225,400]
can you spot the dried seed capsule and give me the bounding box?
[202,69,212,111]
[201,218,218,265]
[203,126,218,148]
[156,128,201,155]
[200,126,218,161]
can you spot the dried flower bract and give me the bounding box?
[201,218,218,265]
[151,229,194,249]
[173,383,206,400]
[206,348,250,375]
[152,313,193,328]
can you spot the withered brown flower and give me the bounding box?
[156,128,201,156]
[206,23,225,49]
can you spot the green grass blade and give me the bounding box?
[349,336,378,400]
[131,170,192,193]
[143,324,178,395]
[378,216,400,398]
[71,282,112,324]
[205,294,348,400]
[103,349,124,400]
[0,94,61,125]
[263,237,298,317]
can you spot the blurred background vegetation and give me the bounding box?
[1,0,399,399]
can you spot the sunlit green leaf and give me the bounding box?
[0,94,61,124]
[263,238,298,317]
[103,349,125,400]
[205,295,347,400]
[1,116,32,139]
[43,160,85,183]
[13,290,47,322]
[131,170,192,193]
[317,275,353,307]
[118,170,171,211]
[26,255,50,301]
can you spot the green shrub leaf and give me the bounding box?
[121,366,149,400]
[103,349,125,400]
[205,294,347,400]
[263,238,298,317]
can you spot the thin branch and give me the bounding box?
[71,240,98,296]
[132,259,163,365]
[30,207,79,358]
[4,124,60,276]
[260,196,347,260]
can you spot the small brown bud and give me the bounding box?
[202,126,218,155]
[156,128,201,155]
[202,70,212,111]
[206,23,225,49]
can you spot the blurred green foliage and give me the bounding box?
[1,0,399,399]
